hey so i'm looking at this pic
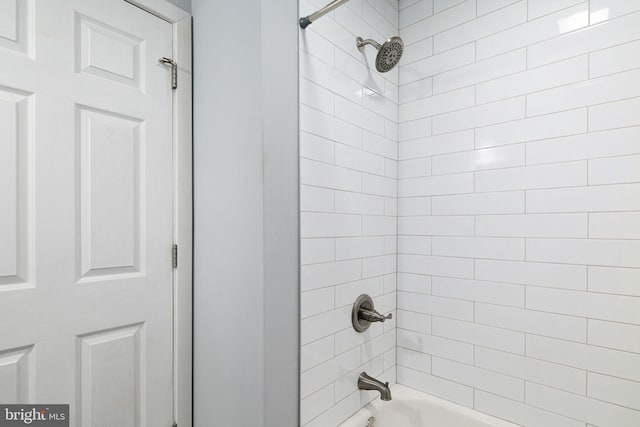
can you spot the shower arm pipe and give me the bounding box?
[357,38,382,51]
[299,0,351,29]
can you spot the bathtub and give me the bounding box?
[339,385,518,427]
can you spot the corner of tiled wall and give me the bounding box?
[299,0,400,425]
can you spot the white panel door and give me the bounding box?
[0,0,174,426]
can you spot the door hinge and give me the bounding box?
[172,244,178,269]
[159,57,178,89]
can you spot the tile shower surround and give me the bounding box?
[299,0,399,424]
[300,0,640,426]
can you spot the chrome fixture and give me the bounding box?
[356,36,404,73]
[358,372,392,401]
[352,294,392,333]
[366,416,376,427]
[159,57,178,89]
[300,0,352,29]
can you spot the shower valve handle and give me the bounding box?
[358,308,392,323]
[352,294,392,332]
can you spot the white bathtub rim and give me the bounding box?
[339,384,519,427]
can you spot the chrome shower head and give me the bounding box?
[357,36,404,73]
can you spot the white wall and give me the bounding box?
[262,0,301,425]
[166,0,190,13]
[193,2,264,425]
[396,1,640,426]
[193,1,299,426]
[298,0,399,425]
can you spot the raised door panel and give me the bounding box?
[0,88,31,287]
[77,106,144,281]
[0,0,31,55]
[0,346,33,403]
[76,14,143,89]
[0,0,17,41]
[78,325,143,427]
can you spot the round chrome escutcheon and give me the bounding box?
[352,294,374,333]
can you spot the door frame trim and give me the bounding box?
[125,0,190,22]
[124,2,193,426]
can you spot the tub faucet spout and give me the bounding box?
[358,372,392,401]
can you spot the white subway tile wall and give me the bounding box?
[396,1,640,426]
[300,0,640,425]
[299,0,399,425]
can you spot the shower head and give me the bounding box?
[356,36,404,73]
